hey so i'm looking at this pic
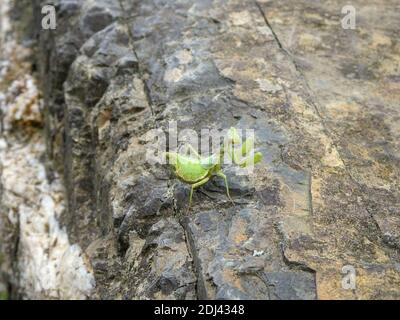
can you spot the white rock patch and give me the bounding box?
[0,0,95,300]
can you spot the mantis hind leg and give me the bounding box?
[216,171,234,205]
[188,176,210,212]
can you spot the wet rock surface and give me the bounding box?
[1,0,399,299]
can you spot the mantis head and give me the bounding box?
[226,127,241,145]
[225,127,263,167]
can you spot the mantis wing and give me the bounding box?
[200,154,219,169]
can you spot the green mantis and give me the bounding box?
[165,127,262,210]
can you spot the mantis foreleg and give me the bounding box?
[236,151,263,168]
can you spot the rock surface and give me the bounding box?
[0,0,399,299]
